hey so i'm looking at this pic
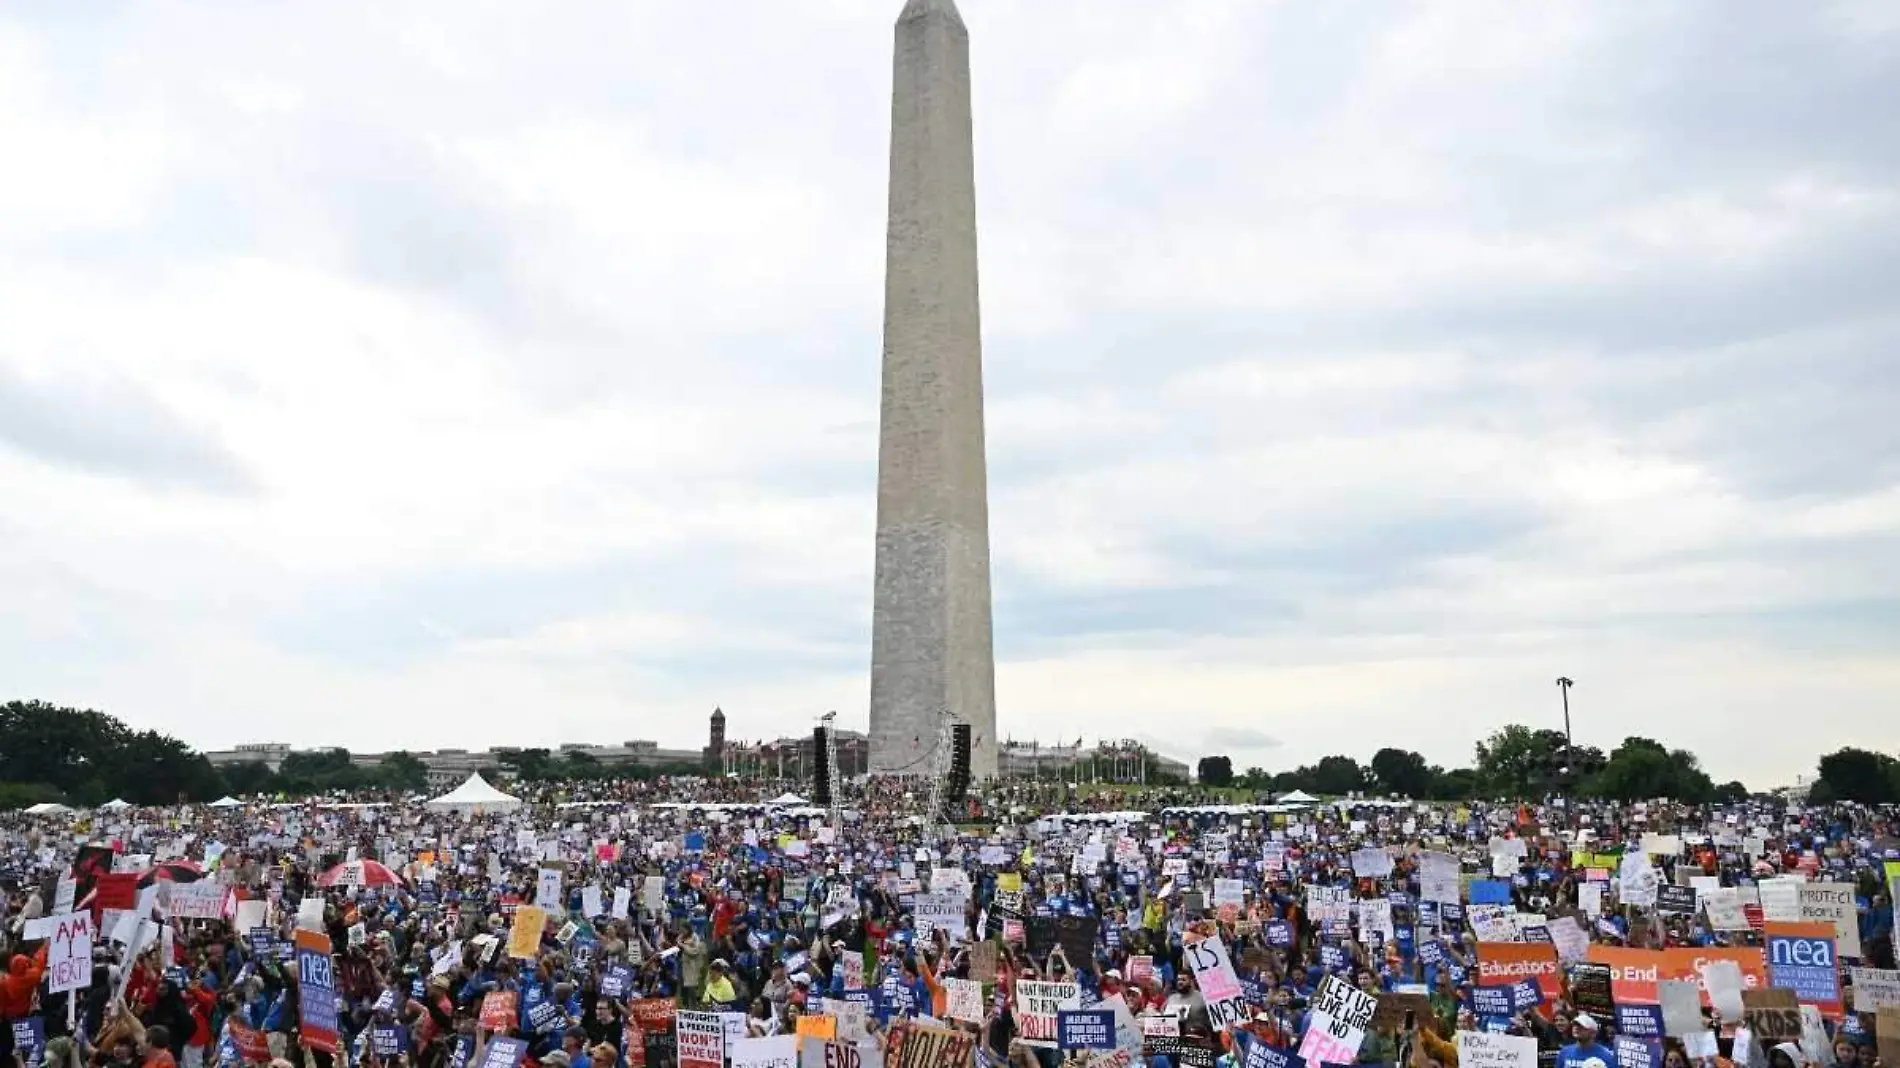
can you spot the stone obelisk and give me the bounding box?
[867,0,998,780]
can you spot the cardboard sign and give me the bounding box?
[1742,989,1802,1043]
[507,904,548,959]
[886,1023,975,1068]
[1455,1031,1535,1068]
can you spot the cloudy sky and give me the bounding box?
[3,1,1896,788]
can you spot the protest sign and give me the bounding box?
[1877,1008,1900,1068]
[1059,1011,1117,1051]
[796,1016,838,1042]
[1615,1035,1663,1068]
[1657,885,1698,916]
[167,881,226,920]
[30,912,94,994]
[1297,975,1376,1067]
[943,978,983,1024]
[886,1023,975,1068]
[228,1019,273,1065]
[1476,943,1561,1003]
[731,1036,799,1068]
[372,1026,410,1056]
[1660,980,1704,1036]
[801,1041,877,1068]
[508,904,548,959]
[482,1038,529,1068]
[1015,981,1079,1045]
[295,928,339,1053]
[1765,922,1840,1011]
[678,1011,727,1068]
[1799,884,1861,959]
[1850,968,1900,1011]
[1455,1030,1535,1068]
[1586,946,1766,1006]
[480,992,519,1031]
[12,1019,43,1068]
[1742,989,1802,1044]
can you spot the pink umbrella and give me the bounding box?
[316,860,404,888]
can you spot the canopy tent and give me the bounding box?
[766,792,810,806]
[1275,790,1320,805]
[209,796,244,808]
[99,798,132,810]
[23,802,72,815]
[425,773,521,814]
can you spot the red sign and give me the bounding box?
[480,991,519,1032]
[1476,943,1562,1003]
[229,1020,273,1065]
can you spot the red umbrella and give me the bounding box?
[140,859,206,887]
[317,860,403,888]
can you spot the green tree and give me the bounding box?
[1712,780,1750,804]
[1,700,220,805]
[379,751,430,792]
[1197,755,1235,787]
[1814,748,1899,804]
[497,747,555,782]
[1369,748,1433,798]
[1309,755,1371,796]
[277,748,365,793]
[561,750,602,781]
[1584,737,1713,802]
[1474,725,1584,797]
[218,761,279,797]
[1428,766,1481,801]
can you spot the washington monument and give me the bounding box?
[867,0,999,780]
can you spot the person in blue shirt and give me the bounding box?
[1556,1014,1616,1068]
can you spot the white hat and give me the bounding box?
[1572,1014,1599,1031]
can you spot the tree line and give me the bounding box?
[0,700,703,809]
[6,698,1897,809]
[1193,723,1877,804]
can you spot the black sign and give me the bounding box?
[1568,963,1615,1018]
[1025,915,1100,968]
[1656,885,1698,916]
[1146,1037,1218,1068]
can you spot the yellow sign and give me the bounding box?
[507,904,548,959]
[996,873,1022,893]
[795,1015,837,1042]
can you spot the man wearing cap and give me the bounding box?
[1556,1014,1616,1068]
[705,960,739,1009]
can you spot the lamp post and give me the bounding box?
[1555,677,1574,750]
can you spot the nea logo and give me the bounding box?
[1767,936,1833,968]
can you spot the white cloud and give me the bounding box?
[1,0,1896,789]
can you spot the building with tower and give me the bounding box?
[704,707,727,775]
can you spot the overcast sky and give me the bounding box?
[3,1,1896,788]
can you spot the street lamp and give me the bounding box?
[1555,677,1574,750]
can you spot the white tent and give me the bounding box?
[425,773,522,814]
[209,796,244,809]
[767,792,810,806]
[1275,790,1320,805]
[23,802,72,815]
[99,798,132,810]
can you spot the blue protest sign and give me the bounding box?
[1241,1036,1305,1068]
[1616,1004,1663,1039]
[481,1037,528,1068]
[1266,921,1294,947]
[12,1018,45,1068]
[1508,979,1543,1012]
[372,1026,409,1056]
[1468,881,1512,906]
[1058,1010,1116,1050]
[1766,929,1839,1004]
[1471,986,1514,1017]
[1615,1035,1663,1068]
[1319,944,1348,971]
[1417,940,1445,966]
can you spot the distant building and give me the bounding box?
[705,708,727,776]
[203,743,293,772]
[999,738,1187,783]
[722,729,869,781]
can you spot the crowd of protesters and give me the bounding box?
[2,775,1895,1068]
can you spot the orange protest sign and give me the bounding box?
[796,1015,838,1042]
[1586,945,1768,1006]
[1476,943,1562,1003]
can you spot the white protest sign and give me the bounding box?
[612,886,632,919]
[167,881,226,920]
[1848,968,1900,1010]
[730,1036,798,1068]
[943,978,983,1023]
[31,912,94,994]
[1757,877,1802,923]
[1015,980,1079,1046]
[1800,884,1861,958]
[1456,1031,1536,1068]
[1299,975,1377,1066]
[536,868,564,909]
